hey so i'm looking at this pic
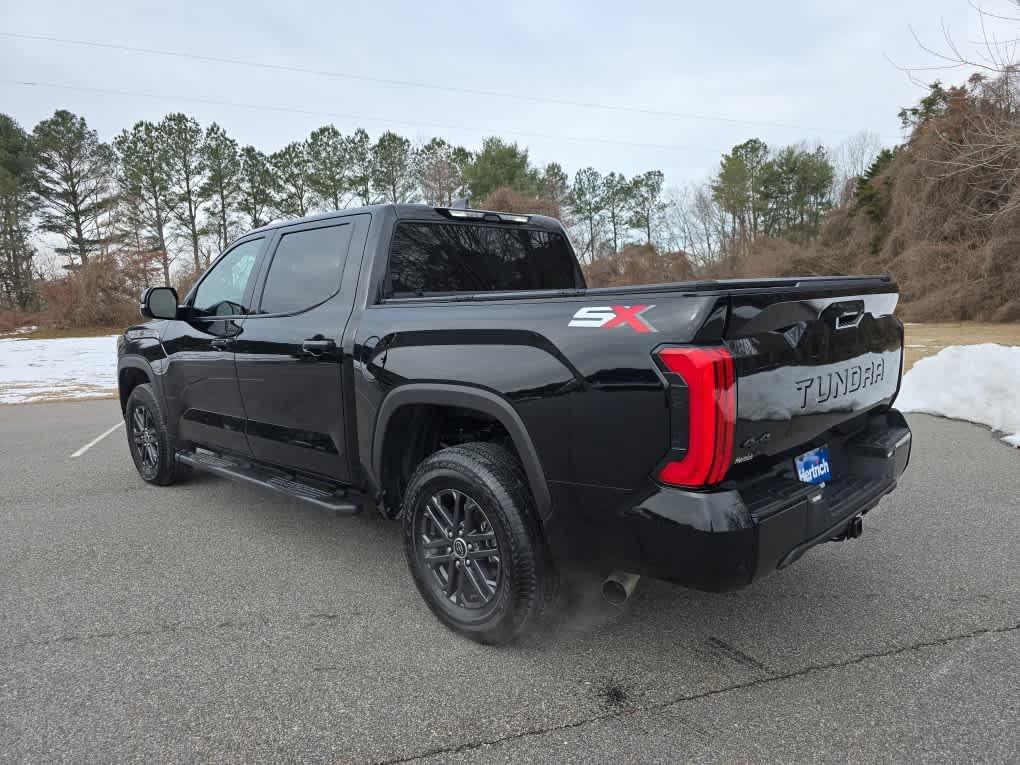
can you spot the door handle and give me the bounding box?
[211,338,233,349]
[301,338,336,355]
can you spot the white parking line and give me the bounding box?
[70,420,124,458]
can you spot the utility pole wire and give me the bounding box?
[1,31,896,139]
[2,78,731,154]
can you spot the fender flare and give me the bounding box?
[116,356,160,411]
[371,383,553,520]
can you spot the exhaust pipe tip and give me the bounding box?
[602,571,640,606]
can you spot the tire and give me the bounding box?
[124,383,186,486]
[402,442,554,644]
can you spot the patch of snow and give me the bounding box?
[897,343,1020,447]
[0,335,119,404]
[0,324,38,337]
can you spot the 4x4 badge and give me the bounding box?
[568,305,657,333]
[741,432,772,451]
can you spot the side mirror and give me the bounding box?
[140,287,179,320]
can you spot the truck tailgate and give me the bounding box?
[724,285,903,466]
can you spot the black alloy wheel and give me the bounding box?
[131,404,160,473]
[124,383,185,486]
[402,442,554,644]
[417,488,502,609]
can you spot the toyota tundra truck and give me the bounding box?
[117,203,912,644]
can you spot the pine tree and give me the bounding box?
[854,148,895,222]
[711,138,769,251]
[371,131,417,203]
[539,162,570,208]
[161,113,208,271]
[345,128,374,206]
[0,114,38,308]
[601,172,631,254]
[113,187,164,291]
[114,121,174,285]
[32,110,115,268]
[269,141,312,219]
[758,145,834,240]
[627,170,667,245]
[306,125,350,211]
[201,123,240,253]
[463,137,539,202]
[238,146,274,229]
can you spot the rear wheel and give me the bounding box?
[125,383,185,486]
[402,442,552,644]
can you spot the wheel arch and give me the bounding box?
[372,384,552,520]
[117,358,157,414]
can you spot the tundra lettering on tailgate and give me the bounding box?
[568,305,657,333]
[795,358,886,409]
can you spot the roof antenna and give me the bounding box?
[451,198,469,209]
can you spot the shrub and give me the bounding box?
[0,308,38,334]
[38,258,138,329]
[584,244,695,288]
[479,187,562,220]
[700,72,1020,322]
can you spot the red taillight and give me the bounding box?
[656,346,736,487]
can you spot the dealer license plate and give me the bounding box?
[795,446,832,485]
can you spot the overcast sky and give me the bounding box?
[0,0,1002,188]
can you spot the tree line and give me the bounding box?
[657,133,884,268]
[0,111,646,308]
[0,106,877,314]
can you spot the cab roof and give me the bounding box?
[245,203,566,237]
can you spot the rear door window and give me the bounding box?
[259,223,354,314]
[387,222,581,295]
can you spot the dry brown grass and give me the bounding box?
[480,187,562,220]
[585,244,695,288]
[39,261,138,330]
[0,309,40,334]
[0,386,117,406]
[702,73,1020,322]
[702,238,832,279]
[20,326,125,340]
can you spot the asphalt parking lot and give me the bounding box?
[1,399,1017,763]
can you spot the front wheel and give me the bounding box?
[124,383,185,486]
[401,442,553,644]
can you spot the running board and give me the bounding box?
[176,449,362,515]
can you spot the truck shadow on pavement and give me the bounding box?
[178,467,918,686]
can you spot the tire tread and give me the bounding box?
[125,383,186,486]
[401,442,554,644]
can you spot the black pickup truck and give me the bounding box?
[118,203,912,643]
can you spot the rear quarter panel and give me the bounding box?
[352,294,726,491]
